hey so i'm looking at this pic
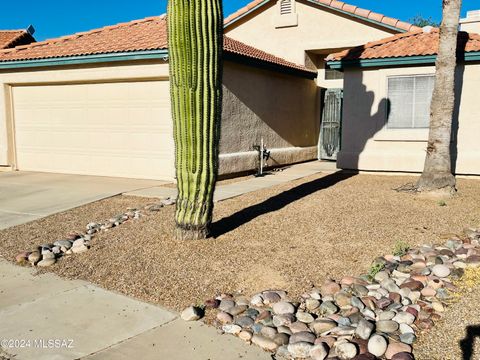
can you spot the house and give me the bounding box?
[0,27,35,49]
[0,16,317,180]
[0,1,420,181]
[326,25,480,175]
[224,0,419,160]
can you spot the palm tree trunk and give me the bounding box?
[168,0,223,240]
[417,0,462,193]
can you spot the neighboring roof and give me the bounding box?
[326,28,480,68]
[224,0,421,33]
[0,16,316,78]
[0,30,35,49]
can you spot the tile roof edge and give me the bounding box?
[224,0,421,33]
[325,29,428,61]
[0,15,166,56]
[224,36,317,75]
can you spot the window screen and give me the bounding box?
[387,75,434,129]
[325,68,344,80]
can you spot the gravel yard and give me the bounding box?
[1,171,480,358]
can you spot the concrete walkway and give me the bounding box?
[0,259,270,360]
[0,172,165,230]
[125,160,338,201]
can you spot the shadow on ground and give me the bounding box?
[211,170,358,237]
[460,325,480,360]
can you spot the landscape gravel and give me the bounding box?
[1,172,480,358]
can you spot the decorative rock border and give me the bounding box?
[15,198,176,267]
[182,227,480,360]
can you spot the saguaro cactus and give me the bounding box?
[168,0,223,240]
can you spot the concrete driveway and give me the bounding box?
[0,171,166,230]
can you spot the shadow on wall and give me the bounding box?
[336,65,390,170]
[460,325,480,360]
[220,62,319,154]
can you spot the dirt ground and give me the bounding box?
[414,268,480,360]
[1,172,480,316]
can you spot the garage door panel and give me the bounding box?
[13,81,174,180]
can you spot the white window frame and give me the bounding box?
[386,74,435,130]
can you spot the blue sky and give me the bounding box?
[1,0,479,41]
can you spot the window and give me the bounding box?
[280,0,293,15]
[325,68,344,80]
[387,75,434,129]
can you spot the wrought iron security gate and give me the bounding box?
[319,88,343,160]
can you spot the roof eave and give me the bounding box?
[223,51,317,79]
[0,49,169,70]
[0,48,317,79]
[224,0,270,28]
[326,51,480,70]
[224,0,412,33]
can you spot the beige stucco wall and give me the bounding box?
[225,0,397,88]
[0,59,318,178]
[220,61,319,174]
[339,63,480,175]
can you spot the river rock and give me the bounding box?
[391,352,415,360]
[273,301,295,315]
[273,314,295,327]
[15,252,30,264]
[223,324,242,335]
[28,251,41,265]
[180,306,203,321]
[288,342,313,358]
[310,319,337,335]
[432,264,451,278]
[385,342,412,359]
[306,298,321,311]
[289,331,315,344]
[309,343,329,360]
[217,311,233,324]
[71,244,89,254]
[376,320,399,333]
[54,240,72,249]
[263,291,281,304]
[320,301,339,315]
[289,321,309,333]
[219,299,235,312]
[260,326,278,339]
[252,334,278,352]
[399,332,416,344]
[229,305,247,316]
[238,330,253,342]
[336,341,358,359]
[355,319,374,340]
[322,280,341,296]
[392,312,415,325]
[273,333,290,346]
[368,335,388,357]
[37,258,56,267]
[296,311,315,323]
[236,316,254,328]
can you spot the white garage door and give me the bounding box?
[12,81,174,180]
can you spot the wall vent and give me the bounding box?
[275,0,298,28]
[280,0,293,15]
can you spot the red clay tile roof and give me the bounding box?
[223,36,316,74]
[0,30,35,49]
[0,16,315,76]
[326,28,480,62]
[224,0,421,33]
